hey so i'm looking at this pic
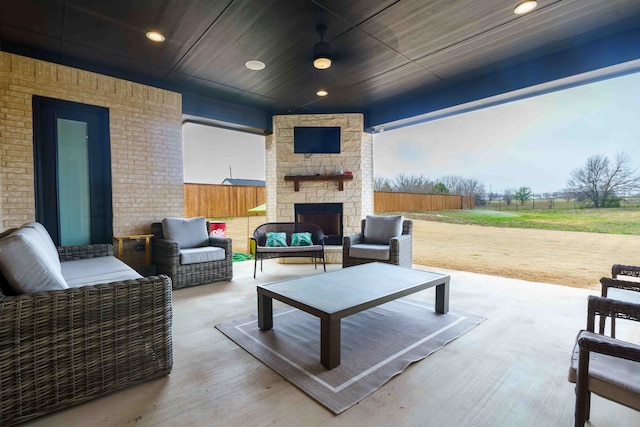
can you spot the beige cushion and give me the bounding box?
[0,227,68,293]
[62,256,142,287]
[568,332,640,410]
[21,221,61,273]
[349,243,390,260]
[180,247,225,265]
[162,217,208,249]
[363,215,403,244]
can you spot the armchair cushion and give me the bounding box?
[349,243,390,261]
[0,227,68,293]
[162,217,208,249]
[363,215,403,244]
[180,247,225,265]
[609,287,640,305]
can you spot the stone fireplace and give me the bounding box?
[265,113,374,262]
[295,203,343,245]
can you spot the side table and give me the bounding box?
[113,234,155,274]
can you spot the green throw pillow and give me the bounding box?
[266,232,287,247]
[291,232,313,246]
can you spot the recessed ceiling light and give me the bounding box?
[316,90,328,97]
[245,60,266,71]
[514,0,537,15]
[146,31,165,42]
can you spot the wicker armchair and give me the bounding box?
[343,217,412,268]
[152,221,233,289]
[0,244,173,426]
[568,295,640,427]
[598,265,640,336]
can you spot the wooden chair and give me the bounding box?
[568,295,640,426]
[599,265,640,337]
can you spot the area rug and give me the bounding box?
[216,299,484,414]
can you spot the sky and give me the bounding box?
[183,71,640,193]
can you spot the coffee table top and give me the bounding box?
[257,262,449,317]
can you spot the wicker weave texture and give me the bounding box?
[151,222,233,289]
[342,219,412,268]
[251,222,327,277]
[0,275,173,426]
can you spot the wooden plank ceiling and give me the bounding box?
[1,0,639,132]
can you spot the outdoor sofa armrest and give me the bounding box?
[0,275,173,426]
[389,233,413,267]
[208,236,233,253]
[57,243,113,261]
[612,264,640,279]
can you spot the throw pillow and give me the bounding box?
[363,215,403,244]
[266,232,287,247]
[162,217,209,249]
[291,232,313,246]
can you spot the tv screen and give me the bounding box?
[294,126,341,154]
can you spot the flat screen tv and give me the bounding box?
[294,126,341,154]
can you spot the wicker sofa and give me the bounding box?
[0,224,173,426]
[151,217,233,289]
[251,222,326,278]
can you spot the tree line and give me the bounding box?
[375,152,640,208]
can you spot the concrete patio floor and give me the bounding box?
[24,260,640,427]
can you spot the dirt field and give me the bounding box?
[223,216,640,291]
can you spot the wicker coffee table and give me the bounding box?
[257,262,450,369]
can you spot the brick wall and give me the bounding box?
[0,52,184,235]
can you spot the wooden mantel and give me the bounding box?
[284,174,353,191]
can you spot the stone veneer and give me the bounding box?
[0,52,184,234]
[266,114,374,259]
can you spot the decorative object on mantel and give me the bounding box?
[284,174,353,191]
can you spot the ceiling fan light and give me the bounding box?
[316,89,328,96]
[314,57,332,70]
[514,0,537,15]
[313,41,332,69]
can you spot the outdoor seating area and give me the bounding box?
[9,259,638,426]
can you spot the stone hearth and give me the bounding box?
[265,113,374,263]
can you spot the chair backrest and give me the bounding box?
[152,220,212,240]
[359,218,412,237]
[252,222,326,246]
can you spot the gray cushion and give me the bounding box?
[62,256,142,287]
[162,217,208,249]
[349,243,390,260]
[568,333,640,410]
[0,227,68,293]
[608,288,640,305]
[180,247,225,265]
[21,221,61,273]
[364,215,403,244]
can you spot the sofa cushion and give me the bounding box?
[349,243,391,261]
[266,232,287,247]
[162,217,208,249]
[0,227,68,293]
[179,247,225,265]
[363,215,403,244]
[62,256,142,287]
[22,221,61,273]
[291,232,313,246]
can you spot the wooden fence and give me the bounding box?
[184,184,474,217]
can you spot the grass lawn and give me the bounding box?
[393,207,640,235]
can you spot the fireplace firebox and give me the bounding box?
[294,203,343,245]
